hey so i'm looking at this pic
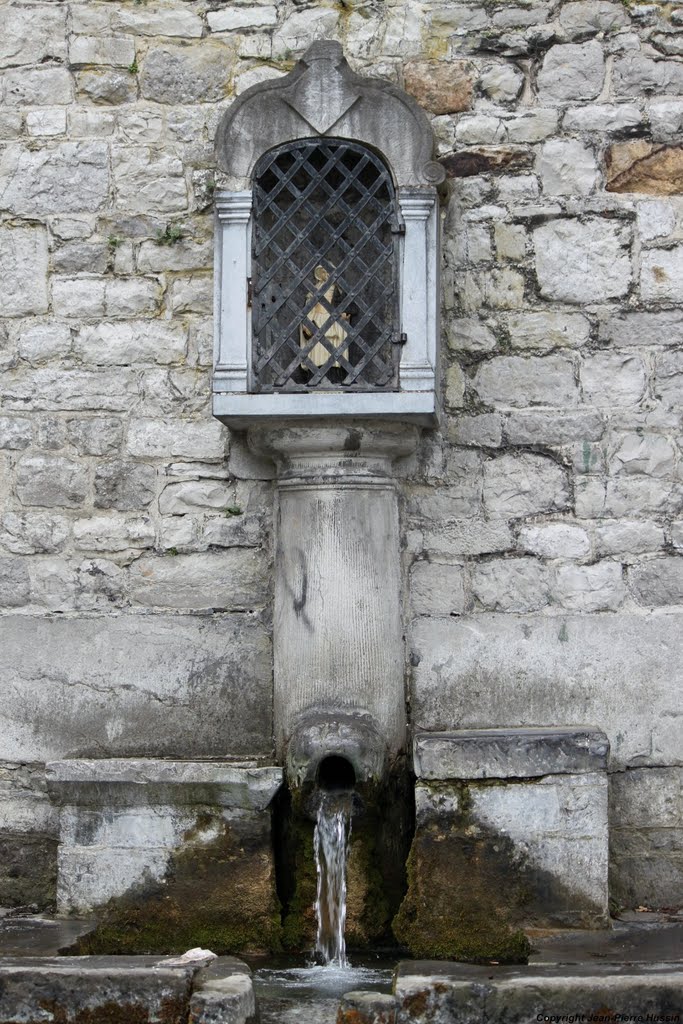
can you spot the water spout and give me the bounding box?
[313,787,352,967]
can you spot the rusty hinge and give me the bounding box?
[247,277,253,307]
[392,332,408,346]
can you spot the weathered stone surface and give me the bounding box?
[208,6,277,31]
[483,453,570,516]
[0,512,70,555]
[505,311,590,351]
[0,614,273,761]
[564,103,644,133]
[74,321,187,366]
[0,143,109,217]
[472,557,549,613]
[534,219,632,303]
[614,53,683,98]
[518,523,590,559]
[70,35,136,67]
[505,409,604,446]
[537,42,605,102]
[628,557,683,607]
[0,417,31,450]
[76,68,137,104]
[606,142,683,195]
[559,1,630,38]
[474,354,578,408]
[410,560,466,617]
[0,4,67,66]
[114,6,204,38]
[537,138,600,196]
[553,562,627,612]
[190,960,256,1023]
[141,44,233,104]
[581,353,647,406]
[4,66,72,105]
[0,957,195,1023]
[73,516,155,553]
[480,63,524,103]
[66,417,123,456]
[159,480,235,515]
[0,228,48,317]
[413,728,609,780]
[127,418,226,460]
[16,456,88,509]
[641,245,683,302]
[611,433,676,478]
[94,460,156,511]
[112,147,188,213]
[441,145,532,178]
[409,614,682,769]
[595,521,665,558]
[403,60,474,115]
[637,200,676,241]
[129,550,268,611]
[0,557,31,608]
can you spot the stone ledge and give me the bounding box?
[46,759,283,811]
[0,955,254,1024]
[394,960,683,1022]
[413,727,609,780]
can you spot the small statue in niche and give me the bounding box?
[299,265,350,373]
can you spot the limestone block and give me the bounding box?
[534,218,632,303]
[26,109,67,138]
[0,613,273,762]
[518,523,590,559]
[648,98,683,141]
[94,460,156,511]
[506,109,559,142]
[447,317,498,353]
[483,453,570,516]
[505,311,590,351]
[0,512,70,555]
[636,200,676,241]
[0,228,48,317]
[159,480,235,515]
[563,103,644,133]
[602,310,683,351]
[595,521,665,558]
[16,324,71,365]
[53,241,108,275]
[73,516,155,553]
[628,556,683,607]
[52,277,106,318]
[16,455,88,509]
[0,417,31,450]
[202,514,265,549]
[140,43,234,104]
[410,560,466,617]
[0,142,109,217]
[208,6,277,31]
[581,353,646,406]
[127,418,226,460]
[655,350,683,409]
[0,557,31,608]
[614,54,683,98]
[137,238,212,272]
[537,42,605,102]
[104,278,161,317]
[494,223,527,261]
[112,147,187,213]
[190,961,256,1024]
[0,4,67,66]
[472,557,550,613]
[0,111,22,139]
[474,354,578,408]
[611,433,676,478]
[403,60,474,115]
[169,275,212,314]
[66,417,123,456]
[448,413,503,448]
[480,63,524,103]
[76,69,137,105]
[4,66,72,105]
[537,139,600,196]
[114,6,204,37]
[504,409,604,446]
[641,245,683,302]
[558,1,629,38]
[74,321,187,366]
[553,562,627,612]
[128,550,268,610]
[69,36,136,67]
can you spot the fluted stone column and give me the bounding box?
[249,421,418,785]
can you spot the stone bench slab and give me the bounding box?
[413,726,609,780]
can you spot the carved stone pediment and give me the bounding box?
[215,40,445,187]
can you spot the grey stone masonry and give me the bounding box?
[414,727,609,780]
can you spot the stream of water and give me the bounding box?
[313,790,353,967]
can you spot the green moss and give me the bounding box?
[280,819,317,951]
[67,815,282,957]
[392,783,531,963]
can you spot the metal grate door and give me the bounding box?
[251,139,401,392]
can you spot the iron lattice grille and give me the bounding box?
[251,139,401,392]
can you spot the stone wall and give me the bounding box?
[0,0,681,909]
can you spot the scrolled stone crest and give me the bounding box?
[215,40,445,187]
